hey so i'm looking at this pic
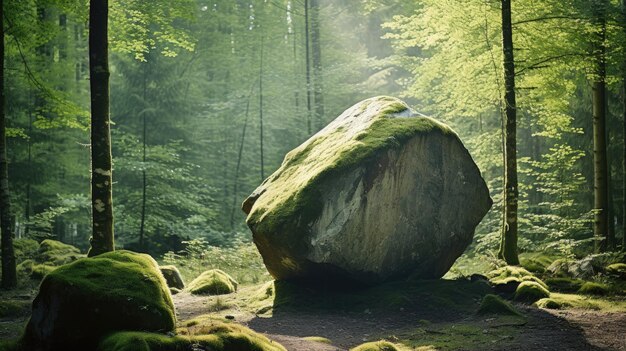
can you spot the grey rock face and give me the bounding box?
[243,96,492,284]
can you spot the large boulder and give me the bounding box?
[242,96,491,284]
[22,250,176,351]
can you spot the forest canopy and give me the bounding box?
[1,0,625,263]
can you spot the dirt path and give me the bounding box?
[173,292,626,351]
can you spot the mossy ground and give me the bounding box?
[477,294,524,317]
[99,316,286,351]
[186,269,238,295]
[350,340,403,351]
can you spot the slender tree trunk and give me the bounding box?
[259,32,265,181]
[139,62,147,251]
[310,0,324,129]
[304,0,312,135]
[0,0,17,288]
[230,90,253,229]
[498,0,519,265]
[592,3,609,252]
[622,0,626,252]
[88,0,114,257]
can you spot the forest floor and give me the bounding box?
[2,279,625,350]
[172,280,626,351]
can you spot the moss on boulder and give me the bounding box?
[37,239,82,265]
[243,96,491,283]
[187,269,237,295]
[578,282,609,295]
[545,277,585,293]
[535,298,562,309]
[98,317,287,351]
[605,263,626,279]
[519,253,556,274]
[477,294,522,316]
[22,250,176,351]
[514,281,550,303]
[159,265,185,289]
[487,266,547,294]
[350,340,400,351]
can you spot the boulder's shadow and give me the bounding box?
[246,279,604,350]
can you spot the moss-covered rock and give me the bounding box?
[519,252,556,274]
[29,264,57,280]
[578,282,609,295]
[22,250,176,351]
[97,320,285,351]
[243,96,492,283]
[486,266,548,294]
[605,263,626,279]
[187,269,237,295]
[545,277,585,293]
[37,239,82,266]
[98,317,286,351]
[535,298,562,309]
[477,294,522,316]
[13,238,39,262]
[159,265,185,289]
[514,281,550,303]
[350,340,400,351]
[303,336,332,344]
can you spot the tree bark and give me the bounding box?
[259,31,265,181]
[622,0,626,252]
[310,0,324,129]
[88,0,114,257]
[592,2,609,252]
[0,0,17,288]
[498,0,520,265]
[139,62,147,252]
[304,0,312,135]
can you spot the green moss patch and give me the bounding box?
[350,340,400,351]
[22,250,175,350]
[303,336,332,344]
[37,239,82,265]
[398,323,519,351]
[487,266,548,295]
[514,281,550,303]
[605,263,626,279]
[578,282,609,295]
[13,238,39,262]
[477,294,523,317]
[0,300,31,319]
[545,277,585,293]
[99,317,286,351]
[541,292,626,311]
[535,298,562,309]
[187,269,238,295]
[519,252,557,274]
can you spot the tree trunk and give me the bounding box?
[304,0,312,135]
[139,62,147,251]
[498,0,520,265]
[622,0,626,252]
[0,0,17,288]
[259,31,265,181]
[592,3,609,252]
[310,0,324,129]
[88,0,114,257]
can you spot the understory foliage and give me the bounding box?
[2,0,626,261]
